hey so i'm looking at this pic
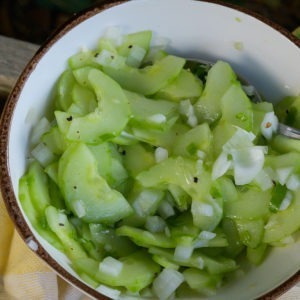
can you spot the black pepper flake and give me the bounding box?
[59,223,65,226]
[66,116,73,121]
[111,55,115,59]
[193,177,198,183]
[128,45,133,49]
[272,180,276,186]
[286,109,289,114]
[121,150,126,156]
[76,130,80,134]
[94,52,99,57]
[73,186,77,190]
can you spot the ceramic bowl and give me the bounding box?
[1,0,300,299]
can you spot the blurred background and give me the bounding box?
[0,0,299,45]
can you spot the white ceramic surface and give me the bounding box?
[3,0,300,299]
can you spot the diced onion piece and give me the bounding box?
[231,146,265,185]
[126,45,147,68]
[158,200,175,219]
[260,112,278,140]
[148,114,167,124]
[96,284,121,299]
[99,257,123,277]
[174,245,194,261]
[254,169,273,191]
[179,99,198,127]
[73,200,86,218]
[197,150,206,159]
[155,147,168,163]
[198,230,216,240]
[279,191,293,211]
[276,167,294,185]
[145,216,166,233]
[132,189,163,217]
[31,142,56,167]
[286,174,300,191]
[95,49,125,68]
[30,117,51,145]
[212,152,232,180]
[222,127,255,152]
[192,202,214,217]
[152,268,184,300]
[187,114,198,127]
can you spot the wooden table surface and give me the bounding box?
[0,35,39,101]
[0,33,300,299]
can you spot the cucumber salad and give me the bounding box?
[19,29,300,299]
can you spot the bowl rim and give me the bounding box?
[0,0,299,299]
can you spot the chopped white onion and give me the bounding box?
[31,142,56,167]
[30,117,51,145]
[276,167,294,185]
[192,202,214,217]
[73,200,86,218]
[126,45,146,68]
[95,49,125,68]
[260,112,279,140]
[179,99,193,116]
[96,284,121,299]
[152,268,184,300]
[222,127,255,152]
[99,256,123,277]
[231,146,265,185]
[155,147,168,163]
[174,245,194,261]
[198,230,216,240]
[187,114,198,127]
[132,189,163,217]
[145,216,166,233]
[279,191,293,211]
[197,150,206,159]
[254,169,273,191]
[212,152,232,180]
[148,114,167,124]
[286,174,300,191]
[158,200,175,219]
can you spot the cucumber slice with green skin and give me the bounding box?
[220,82,253,131]
[102,55,185,95]
[57,67,131,144]
[26,161,51,213]
[19,175,63,250]
[125,90,178,131]
[88,142,128,191]
[116,225,176,248]
[224,188,271,220]
[154,69,203,102]
[123,143,156,177]
[246,243,268,265]
[73,251,160,293]
[172,123,212,158]
[58,142,133,223]
[264,190,300,243]
[42,126,70,155]
[235,218,265,248]
[194,60,237,124]
[45,206,88,260]
[54,69,76,111]
[183,268,222,296]
[117,30,152,57]
[149,247,237,275]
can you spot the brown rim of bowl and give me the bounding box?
[0,0,299,299]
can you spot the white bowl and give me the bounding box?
[1,0,300,299]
